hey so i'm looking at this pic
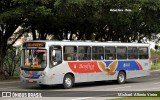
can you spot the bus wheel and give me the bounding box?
[117,71,126,84]
[63,74,74,89]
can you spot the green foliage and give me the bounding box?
[0,0,23,23]
[3,47,21,77]
[151,62,160,70]
[7,0,160,41]
[150,49,160,70]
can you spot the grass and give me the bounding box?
[0,66,20,80]
[0,75,20,80]
[151,62,160,70]
[113,97,160,100]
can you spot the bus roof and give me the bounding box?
[24,40,150,47]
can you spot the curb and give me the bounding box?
[0,81,20,84]
[151,70,160,72]
[0,78,20,83]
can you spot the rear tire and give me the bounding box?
[117,71,126,84]
[63,74,74,89]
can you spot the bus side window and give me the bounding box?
[105,47,116,60]
[49,46,62,67]
[92,46,104,60]
[63,46,77,61]
[138,47,148,59]
[78,46,91,60]
[117,47,127,59]
[128,47,138,59]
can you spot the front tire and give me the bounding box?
[63,74,74,89]
[117,71,126,84]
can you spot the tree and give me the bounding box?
[0,0,24,76]
[0,0,55,77]
[13,0,54,40]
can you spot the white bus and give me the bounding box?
[20,41,150,89]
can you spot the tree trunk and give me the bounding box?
[39,29,47,40]
[0,24,20,78]
[0,41,7,78]
[31,26,37,40]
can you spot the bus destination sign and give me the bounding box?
[24,42,45,47]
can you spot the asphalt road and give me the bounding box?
[0,70,160,100]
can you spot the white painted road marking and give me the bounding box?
[136,87,160,91]
[0,87,18,89]
[69,97,93,100]
[113,86,131,89]
[154,82,160,84]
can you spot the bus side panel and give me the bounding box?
[45,59,150,85]
[96,60,150,81]
[87,60,150,81]
[87,72,118,82]
[44,62,78,85]
[126,70,150,79]
[68,61,102,83]
[67,61,118,82]
[126,59,150,79]
[45,61,92,84]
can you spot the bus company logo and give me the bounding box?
[98,61,117,75]
[79,63,95,71]
[123,63,130,67]
[2,92,11,97]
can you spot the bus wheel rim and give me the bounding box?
[65,77,72,87]
[119,74,124,83]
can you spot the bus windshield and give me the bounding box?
[22,49,47,70]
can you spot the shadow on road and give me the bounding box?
[19,77,148,90]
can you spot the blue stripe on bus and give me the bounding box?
[104,61,142,71]
[105,61,113,68]
[31,74,41,79]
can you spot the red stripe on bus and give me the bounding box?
[68,62,102,73]
[136,61,143,70]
